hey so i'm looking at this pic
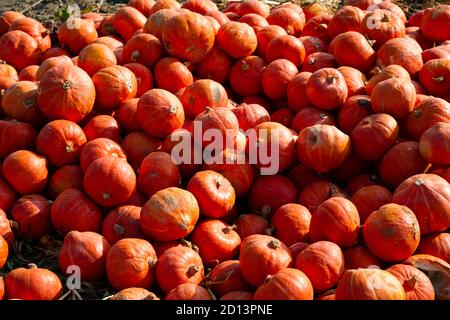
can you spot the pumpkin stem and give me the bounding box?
[413,108,422,119]
[381,14,390,22]
[241,61,250,71]
[131,50,140,61]
[358,99,370,107]
[62,80,72,90]
[187,265,200,277]
[222,224,237,234]
[28,263,38,269]
[405,275,419,289]
[308,57,316,65]
[23,97,35,109]
[113,224,125,236]
[263,274,273,284]
[168,105,177,113]
[423,163,432,174]
[127,82,133,92]
[147,258,157,268]
[0,89,4,97]
[102,192,111,199]
[266,227,275,236]
[260,205,271,219]
[432,76,445,82]
[65,144,73,154]
[0,60,5,64]
[326,76,339,84]
[268,239,281,250]
[414,178,425,186]
[319,113,328,119]
[215,178,222,189]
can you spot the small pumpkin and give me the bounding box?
[0,120,36,158]
[122,33,164,68]
[121,131,161,170]
[421,5,450,42]
[0,235,7,269]
[102,205,145,245]
[271,204,311,247]
[229,55,266,97]
[386,264,435,300]
[110,287,159,300]
[419,58,450,98]
[79,138,126,173]
[216,21,257,59]
[298,180,345,213]
[58,18,98,55]
[351,185,393,223]
[287,72,312,112]
[343,245,381,269]
[261,59,298,100]
[306,67,348,110]
[371,78,416,119]
[417,233,450,263]
[154,57,193,93]
[83,115,121,142]
[0,30,41,70]
[360,9,405,48]
[124,63,153,98]
[0,209,14,247]
[18,65,38,81]
[48,165,83,199]
[0,177,17,213]
[233,214,269,239]
[338,95,372,134]
[376,37,423,76]
[337,66,367,97]
[266,7,305,36]
[327,6,364,38]
[77,43,117,76]
[419,122,450,166]
[301,52,337,73]
[143,8,178,40]
[113,6,146,41]
[165,283,211,300]
[266,35,305,67]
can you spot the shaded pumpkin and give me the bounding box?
[165,283,211,300]
[121,131,161,170]
[83,115,121,142]
[110,287,159,300]
[351,185,393,223]
[261,59,297,100]
[229,55,266,97]
[271,203,311,246]
[287,72,312,112]
[386,264,435,300]
[298,180,345,213]
[48,165,83,199]
[343,245,381,269]
[0,30,41,70]
[419,122,450,166]
[102,205,145,245]
[0,120,36,158]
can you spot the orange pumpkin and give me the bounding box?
[298,180,345,213]
[337,66,367,97]
[217,21,257,59]
[143,8,178,40]
[328,6,364,38]
[110,288,159,300]
[77,43,117,76]
[271,204,311,246]
[102,205,145,245]
[267,7,305,36]
[343,245,381,269]
[48,165,84,199]
[360,9,405,48]
[35,55,73,81]
[9,17,51,53]
[421,5,450,42]
[128,0,156,16]
[0,11,25,35]
[154,57,193,93]
[0,120,36,159]
[0,234,7,269]
[0,30,41,70]
[419,58,450,98]
[386,264,435,300]
[417,233,450,263]
[122,33,164,68]
[58,18,98,55]
[113,6,146,41]
[229,55,266,97]
[351,185,392,223]
[79,138,126,173]
[121,131,161,170]
[338,95,372,134]
[18,65,38,81]
[306,67,348,110]
[195,47,232,84]
[262,59,298,100]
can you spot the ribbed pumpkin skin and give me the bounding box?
[393,174,450,235]
[58,18,98,55]
[254,268,314,300]
[386,264,435,300]
[335,269,406,300]
[271,204,311,246]
[208,260,251,296]
[0,30,41,70]
[37,64,96,123]
[165,283,211,300]
[140,187,199,242]
[351,185,392,223]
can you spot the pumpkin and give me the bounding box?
[287,163,322,192]
[360,9,405,48]
[2,80,45,126]
[180,79,228,118]
[38,64,96,123]
[422,45,450,63]
[84,156,136,207]
[379,141,428,187]
[393,174,450,235]
[156,245,204,293]
[266,7,305,36]
[48,165,83,199]
[306,68,348,110]
[0,177,17,213]
[216,21,257,59]
[299,36,328,56]
[310,197,360,247]
[239,234,292,287]
[376,38,424,76]
[0,276,3,299]
[194,106,238,147]
[301,52,337,73]
[406,27,433,51]
[154,57,193,93]
[205,10,230,26]
[191,219,241,267]
[0,235,7,269]
[10,194,51,240]
[140,187,199,241]
[149,0,180,16]
[233,214,269,239]
[296,125,351,173]
[51,189,102,234]
[2,150,48,195]
[106,238,157,290]
[417,233,450,263]
[203,149,254,197]
[271,204,311,247]
[346,174,380,196]
[329,31,375,74]
[58,18,98,55]
[35,55,73,81]
[351,113,399,161]
[92,65,137,110]
[337,95,372,134]
[207,260,250,296]
[195,47,231,84]
[0,31,41,70]
[343,245,380,269]
[9,17,50,53]
[113,6,146,41]
[298,180,345,213]
[18,65,38,81]
[42,47,70,60]
[232,103,270,131]
[327,6,364,38]
[162,11,214,63]
[335,268,405,300]
[366,65,410,95]
[405,97,450,141]
[419,58,450,97]
[0,62,18,80]
[363,203,420,262]
[256,25,287,59]
[0,120,36,158]
[143,9,178,40]
[4,264,62,300]
[166,283,211,300]
[137,151,181,197]
[181,0,217,14]
[0,11,25,35]
[419,122,450,165]
[0,209,14,247]
[83,115,121,142]
[421,5,450,42]
[82,12,104,29]
[110,287,159,300]
[187,170,235,219]
[79,138,126,173]
[122,131,161,170]
[124,63,153,98]
[77,43,117,77]
[114,98,141,132]
[102,205,145,245]
[59,231,110,282]
[386,264,435,300]
[238,13,269,33]
[137,89,184,138]
[337,66,367,97]
[98,15,116,36]
[351,185,393,223]
[261,59,298,100]
[238,0,270,18]
[302,13,332,43]
[254,268,313,300]
[295,241,345,293]
[122,33,164,68]
[378,0,407,22]
[36,120,86,167]
[266,35,305,67]
[331,152,369,183]
[286,72,312,112]
[229,55,266,97]
[0,76,16,110]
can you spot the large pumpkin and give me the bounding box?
[363,203,421,262]
[84,156,136,207]
[9,17,51,53]
[2,150,48,195]
[0,30,41,70]
[156,245,204,293]
[162,11,215,63]
[360,9,405,48]
[106,238,157,290]
[335,268,405,300]
[421,5,450,42]
[4,264,62,300]
[140,187,199,241]
[239,234,292,287]
[393,174,450,235]
[386,264,435,300]
[254,268,313,300]
[37,64,96,123]
[51,189,102,234]
[59,231,111,282]
[296,124,351,173]
[376,37,423,76]
[309,197,360,247]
